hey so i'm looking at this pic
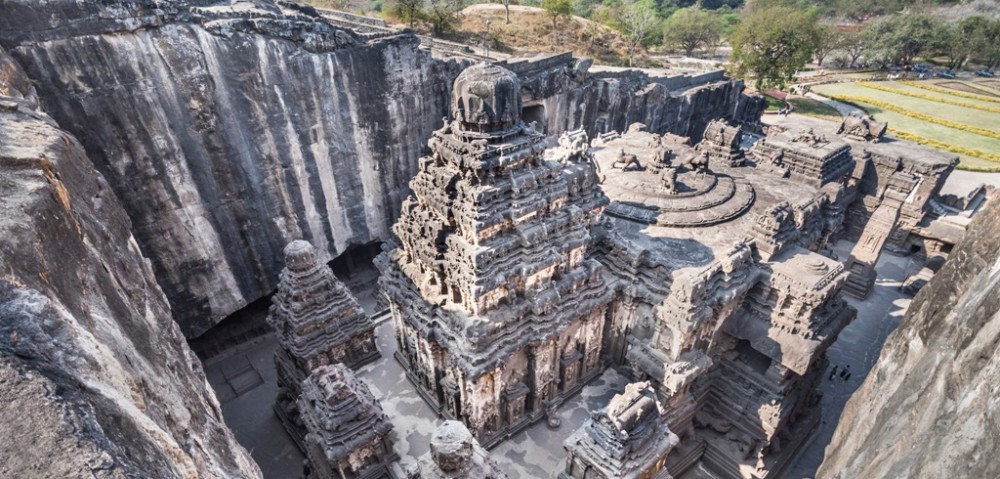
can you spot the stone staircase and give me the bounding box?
[666,439,708,477]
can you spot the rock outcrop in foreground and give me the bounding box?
[818,194,1000,478]
[0,47,259,478]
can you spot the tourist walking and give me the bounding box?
[829,365,838,380]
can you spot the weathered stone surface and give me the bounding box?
[750,127,854,188]
[561,381,679,479]
[380,63,613,447]
[817,193,1000,479]
[0,0,463,337]
[267,239,378,448]
[696,119,745,167]
[591,128,857,477]
[836,114,887,143]
[298,364,395,479]
[0,47,259,478]
[408,420,507,479]
[0,1,760,337]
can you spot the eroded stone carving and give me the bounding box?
[379,63,613,447]
[697,119,745,167]
[298,364,396,479]
[267,240,379,448]
[561,382,679,479]
[408,421,507,478]
[837,114,887,143]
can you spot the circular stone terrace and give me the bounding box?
[591,131,755,227]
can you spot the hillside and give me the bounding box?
[447,4,651,66]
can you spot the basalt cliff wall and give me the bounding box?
[0,47,259,478]
[0,0,759,337]
[818,194,1000,478]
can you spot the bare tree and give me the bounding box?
[619,0,658,67]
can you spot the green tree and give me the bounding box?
[663,8,723,56]
[862,14,938,68]
[839,28,865,67]
[937,16,995,71]
[423,0,461,36]
[812,24,842,67]
[542,0,573,28]
[619,0,660,66]
[729,4,819,89]
[985,19,1000,69]
[391,0,423,28]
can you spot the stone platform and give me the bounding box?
[594,133,756,227]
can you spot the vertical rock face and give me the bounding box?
[818,194,1000,478]
[0,0,462,337]
[0,1,760,337]
[0,47,259,478]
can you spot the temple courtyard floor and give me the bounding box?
[204,239,916,479]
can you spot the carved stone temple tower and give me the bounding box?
[378,63,613,447]
[298,364,396,479]
[562,382,679,479]
[267,240,379,448]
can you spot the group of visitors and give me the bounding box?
[829,364,852,382]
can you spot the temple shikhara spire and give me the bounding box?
[267,239,379,447]
[378,62,613,447]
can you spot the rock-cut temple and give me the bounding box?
[378,61,967,477]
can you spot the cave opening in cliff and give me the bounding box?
[328,240,384,315]
[189,294,274,363]
[523,103,546,132]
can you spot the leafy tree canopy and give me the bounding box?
[729,4,819,89]
[662,8,723,55]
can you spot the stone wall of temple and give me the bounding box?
[818,193,1000,479]
[0,0,763,337]
[0,46,259,478]
[379,64,614,447]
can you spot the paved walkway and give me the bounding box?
[783,240,916,478]
[804,92,864,118]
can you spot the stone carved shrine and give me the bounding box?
[267,240,379,449]
[562,381,679,479]
[298,364,396,479]
[378,63,613,447]
[375,63,965,478]
[407,421,507,478]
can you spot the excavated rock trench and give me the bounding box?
[0,1,762,477]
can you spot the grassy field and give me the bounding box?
[812,81,1000,170]
[787,96,841,121]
